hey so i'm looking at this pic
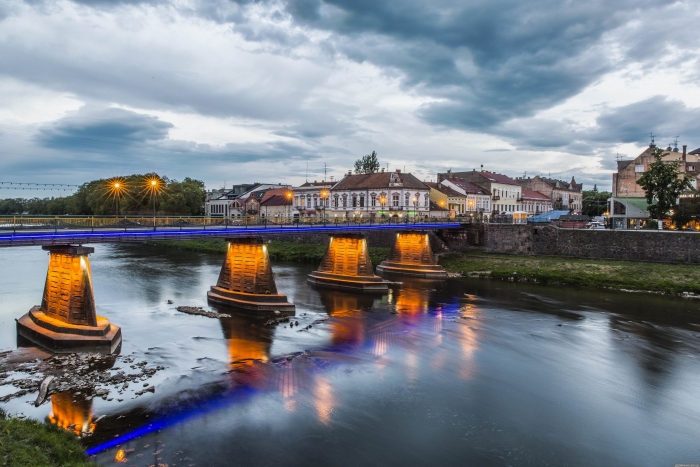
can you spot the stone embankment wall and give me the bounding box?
[530,225,700,263]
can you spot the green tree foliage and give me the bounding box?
[354,150,380,174]
[582,189,611,216]
[0,174,206,216]
[637,147,693,220]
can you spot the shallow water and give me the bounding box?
[1,244,700,466]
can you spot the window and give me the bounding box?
[392,194,400,207]
[405,193,410,207]
[333,195,339,207]
[424,194,429,207]
[635,164,644,173]
[360,196,365,208]
[352,195,357,207]
[342,195,347,208]
[306,195,311,208]
[371,194,376,207]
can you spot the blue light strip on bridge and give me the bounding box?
[0,223,462,245]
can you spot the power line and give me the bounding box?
[0,182,81,187]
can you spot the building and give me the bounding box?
[425,182,465,215]
[259,188,293,219]
[438,170,521,214]
[329,170,430,219]
[608,143,699,228]
[516,176,582,212]
[520,190,552,214]
[292,181,334,218]
[205,183,290,217]
[440,179,491,214]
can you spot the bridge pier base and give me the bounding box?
[16,245,122,354]
[308,234,389,292]
[376,231,447,278]
[207,237,295,312]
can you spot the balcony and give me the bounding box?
[491,196,500,201]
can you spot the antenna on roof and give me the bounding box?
[649,132,656,147]
[673,136,679,151]
[324,162,327,183]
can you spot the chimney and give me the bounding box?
[396,169,401,174]
[381,167,385,172]
[348,170,352,176]
[683,145,687,161]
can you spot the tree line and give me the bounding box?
[0,174,206,216]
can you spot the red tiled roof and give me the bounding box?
[260,188,292,205]
[479,171,519,186]
[333,172,428,191]
[521,190,550,200]
[445,180,491,195]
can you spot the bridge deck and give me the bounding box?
[0,222,464,247]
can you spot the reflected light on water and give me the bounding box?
[114,449,127,463]
[314,376,335,426]
[47,391,94,436]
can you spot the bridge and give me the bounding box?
[0,215,462,247]
[4,216,462,357]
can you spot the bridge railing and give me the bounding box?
[0,215,464,232]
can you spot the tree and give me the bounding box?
[637,147,693,220]
[582,189,611,216]
[354,151,380,174]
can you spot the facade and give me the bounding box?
[292,181,334,218]
[260,188,293,218]
[205,183,289,217]
[425,182,465,215]
[329,170,430,218]
[440,179,491,214]
[438,170,521,214]
[516,175,582,212]
[520,190,552,214]
[608,143,699,228]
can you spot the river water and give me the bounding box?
[1,244,700,466]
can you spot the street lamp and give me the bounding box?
[285,190,293,222]
[106,178,127,217]
[320,189,329,224]
[145,177,163,230]
[413,195,418,221]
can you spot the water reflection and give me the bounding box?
[48,390,94,436]
[219,313,274,374]
[317,288,374,348]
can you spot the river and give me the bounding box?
[1,243,700,466]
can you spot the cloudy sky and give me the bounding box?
[1,0,700,196]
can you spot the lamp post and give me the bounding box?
[413,195,418,222]
[114,182,121,217]
[320,189,329,224]
[285,190,293,223]
[380,196,386,221]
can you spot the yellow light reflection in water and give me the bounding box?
[115,449,127,463]
[457,302,481,380]
[47,391,94,436]
[314,376,335,426]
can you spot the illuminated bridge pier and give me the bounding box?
[207,237,295,312]
[308,233,389,292]
[376,231,447,279]
[16,245,122,354]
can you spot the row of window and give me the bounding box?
[329,193,430,209]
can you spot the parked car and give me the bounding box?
[585,221,605,230]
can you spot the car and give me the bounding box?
[586,221,606,230]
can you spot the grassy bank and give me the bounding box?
[440,252,700,296]
[0,409,93,467]
[146,239,391,265]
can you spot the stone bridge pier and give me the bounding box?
[16,245,122,354]
[207,236,295,312]
[376,231,447,278]
[308,233,389,292]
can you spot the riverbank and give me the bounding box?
[440,252,700,296]
[0,409,93,467]
[145,239,700,296]
[145,239,391,266]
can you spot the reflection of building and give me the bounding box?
[219,314,274,373]
[316,289,375,347]
[48,390,95,436]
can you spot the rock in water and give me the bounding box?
[34,375,55,407]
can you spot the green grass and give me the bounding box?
[0,409,94,467]
[439,252,700,295]
[146,239,391,265]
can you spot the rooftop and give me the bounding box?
[333,171,428,191]
[521,190,550,200]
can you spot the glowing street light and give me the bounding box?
[320,189,329,222]
[145,176,164,230]
[106,178,128,217]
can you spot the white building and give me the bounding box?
[328,170,430,219]
[292,181,334,218]
[205,183,289,217]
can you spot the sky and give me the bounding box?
[1,0,700,197]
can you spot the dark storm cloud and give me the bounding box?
[36,106,173,151]
[594,96,700,146]
[275,0,680,130]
